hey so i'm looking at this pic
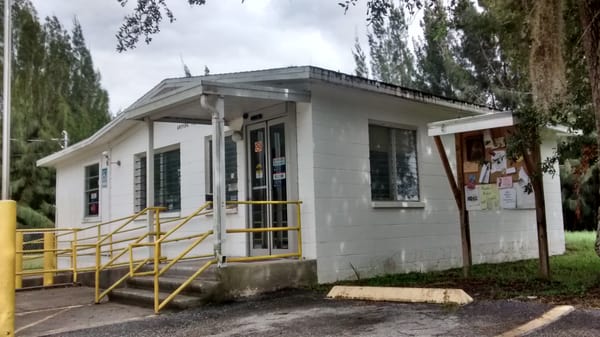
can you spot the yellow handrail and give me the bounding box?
[130,200,304,313]
[94,207,165,303]
[19,199,303,313]
[97,207,164,245]
[156,203,212,244]
[225,200,303,260]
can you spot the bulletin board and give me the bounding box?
[460,126,535,211]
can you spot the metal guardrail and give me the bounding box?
[16,208,163,289]
[126,200,303,313]
[17,200,303,314]
[225,200,303,262]
[93,206,166,303]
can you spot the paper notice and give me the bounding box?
[465,185,481,211]
[479,163,491,184]
[500,188,517,209]
[516,183,535,209]
[506,167,516,174]
[491,150,507,173]
[483,130,494,149]
[466,173,477,188]
[479,184,499,210]
[518,167,530,187]
[497,176,513,189]
[494,137,506,148]
[464,161,479,173]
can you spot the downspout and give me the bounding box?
[201,94,226,265]
[145,118,155,259]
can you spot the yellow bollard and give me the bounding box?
[43,232,56,286]
[0,200,17,336]
[15,232,22,289]
[71,230,78,284]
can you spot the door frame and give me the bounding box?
[245,106,298,256]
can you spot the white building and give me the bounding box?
[38,66,565,283]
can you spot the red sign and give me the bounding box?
[254,141,263,153]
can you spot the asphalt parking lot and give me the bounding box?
[16,286,599,337]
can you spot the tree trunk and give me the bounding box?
[527,0,567,279]
[579,1,600,256]
[529,0,566,113]
[522,145,550,278]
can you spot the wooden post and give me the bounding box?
[522,145,550,278]
[455,133,472,277]
[434,136,461,209]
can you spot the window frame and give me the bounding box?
[204,132,239,208]
[84,163,100,218]
[133,144,181,213]
[368,120,424,208]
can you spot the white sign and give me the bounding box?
[491,150,507,173]
[500,188,517,209]
[516,183,535,209]
[465,186,481,211]
[273,172,286,180]
[273,157,285,167]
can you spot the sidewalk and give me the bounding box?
[16,286,154,337]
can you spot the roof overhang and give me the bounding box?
[427,111,579,137]
[427,112,515,136]
[37,114,137,167]
[124,80,311,124]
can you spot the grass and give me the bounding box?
[22,255,43,270]
[334,231,600,307]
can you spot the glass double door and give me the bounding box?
[247,117,294,256]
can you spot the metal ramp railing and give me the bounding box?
[18,200,303,314]
[15,207,164,289]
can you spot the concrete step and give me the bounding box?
[127,275,219,295]
[140,260,218,280]
[109,287,207,309]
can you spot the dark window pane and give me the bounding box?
[369,124,420,202]
[134,149,181,212]
[369,125,392,201]
[225,136,238,201]
[208,136,238,202]
[395,129,419,201]
[134,156,147,212]
[155,149,181,211]
[85,164,100,216]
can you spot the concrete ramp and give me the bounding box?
[16,287,153,337]
[217,259,318,299]
[327,286,473,305]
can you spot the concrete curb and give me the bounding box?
[495,305,575,337]
[326,286,473,305]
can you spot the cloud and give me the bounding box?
[30,0,370,114]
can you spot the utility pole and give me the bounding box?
[1,1,15,335]
[2,0,12,199]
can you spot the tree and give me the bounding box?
[1,0,111,227]
[352,3,416,87]
[577,0,600,255]
[118,0,600,271]
[414,1,462,98]
[352,37,369,78]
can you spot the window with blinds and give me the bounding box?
[134,148,181,212]
[206,135,238,204]
[368,124,419,202]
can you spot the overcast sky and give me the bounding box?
[29,0,372,115]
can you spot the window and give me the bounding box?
[85,164,100,217]
[369,124,419,202]
[206,135,238,204]
[134,148,181,212]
